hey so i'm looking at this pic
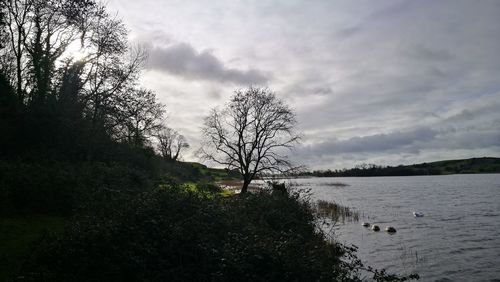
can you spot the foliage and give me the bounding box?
[0,216,67,281]
[15,187,418,282]
[0,157,240,216]
[196,180,223,194]
[0,160,148,216]
[0,0,167,152]
[186,162,240,181]
[0,127,240,212]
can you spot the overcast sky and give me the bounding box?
[107,0,500,169]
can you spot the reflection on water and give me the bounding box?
[285,174,500,281]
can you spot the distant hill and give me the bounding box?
[305,157,500,177]
[408,157,500,175]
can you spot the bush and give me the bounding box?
[17,188,351,282]
[0,161,78,215]
[16,187,418,282]
[0,161,155,216]
[196,181,223,193]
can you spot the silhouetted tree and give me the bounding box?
[116,88,165,147]
[0,0,167,159]
[156,126,189,160]
[1,0,98,104]
[78,16,146,137]
[199,87,300,193]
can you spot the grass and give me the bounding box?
[158,181,236,198]
[314,200,360,223]
[219,189,235,197]
[185,162,240,181]
[0,215,68,281]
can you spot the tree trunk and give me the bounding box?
[173,146,180,161]
[241,179,251,194]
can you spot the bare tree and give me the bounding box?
[116,88,165,147]
[156,127,189,161]
[199,87,300,193]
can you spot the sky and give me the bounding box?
[106,0,500,169]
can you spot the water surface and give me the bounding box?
[290,174,500,281]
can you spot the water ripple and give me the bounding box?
[300,174,500,281]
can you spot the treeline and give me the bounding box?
[0,0,186,161]
[0,0,195,215]
[302,157,500,177]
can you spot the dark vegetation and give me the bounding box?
[0,0,196,216]
[1,1,417,281]
[15,187,359,281]
[303,157,500,177]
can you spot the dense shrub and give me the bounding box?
[15,187,417,282]
[16,188,348,282]
[0,161,155,215]
[0,161,78,215]
[0,152,222,215]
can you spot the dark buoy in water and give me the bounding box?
[413,212,424,217]
[362,222,370,227]
[371,225,380,231]
[385,226,396,233]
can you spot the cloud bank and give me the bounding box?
[147,43,269,85]
[107,0,500,168]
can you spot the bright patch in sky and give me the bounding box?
[64,40,90,62]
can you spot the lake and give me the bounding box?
[287,174,500,282]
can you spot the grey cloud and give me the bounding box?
[107,0,500,168]
[297,101,500,167]
[147,43,269,85]
[445,103,500,122]
[367,0,416,21]
[439,131,500,150]
[438,103,500,134]
[444,109,475,123]
[336,25,362,39]
[298,126,500,168]
[410,45,455,62]
[312,86,334,96]
[307,128,438,155]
